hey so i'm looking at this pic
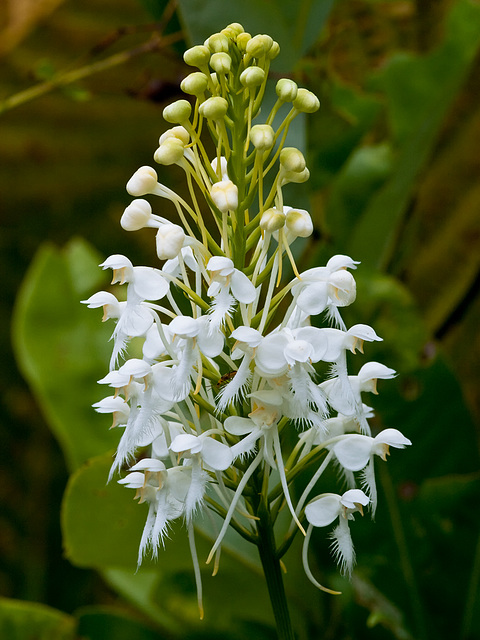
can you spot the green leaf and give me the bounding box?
[12,238,116,470]
[176,0,335,70]
[0,598,75,640]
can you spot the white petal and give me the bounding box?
[326,255,360,272]
[132,267,169,300]
[231,326,262,347]
[347,324,382,342]
[333,435,373,471]
[340,489,369,509]
[169,315,199,338]
[224,416,255,436]
[296,282,329,315]
[305,494,341,527]
[373,428,412,448]
[254,333,289,376]
[207,256,234,275]
[170,433,202,455]
[294,327,328,362]
[358,362,396,382]
[201,437,233,471]
[230,269,256,304]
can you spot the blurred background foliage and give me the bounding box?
[1,0,480,638]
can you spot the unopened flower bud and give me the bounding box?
[280,147,306,173]
[126,166,158,196]
[206,33,229,53]
[154,138,185,165]
[292,88,320,113]
[236,32,251,52]
[224,22,244,37]
[285,207,313,238]
[159,126,190,146]
[281,167,310,185]
[246,34,273,58]
[250,124,274,150]
[199,96,228,120]
[240,66,265,88]
[156,224,185,260]
[260,207,286,232]
[276,78,298,102]
[183,45,210,68]
[267,41,280,60]
[180,72,209,96]
[211,180,238,213]
[163,99,192,124]
[121,199,152,231]
[210,52,232,74]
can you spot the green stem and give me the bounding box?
[256,496,295,640]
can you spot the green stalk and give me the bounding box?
[256,496,296,640]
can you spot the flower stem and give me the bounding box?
[256,496,296,640]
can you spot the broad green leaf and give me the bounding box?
[348,0,480,269]
[12,239,116,470]
[0,598,75,640]
[176,0,335,70]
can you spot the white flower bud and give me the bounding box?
[126,166,158,196]
[250,124,275,150]
[156,224,185,260]
[276,78,298,102]
[236,32,251,53]
[121,199,152,231]
[154,138,185,165]
[159,126,190,146]
[163,99,192,124]
[210,52,232,74]
[285,207,313,238]
[292,88,320,113]
[180,72,209,96]
[223,22,244,37]
[211,180,238,213]
[206,33,229,53]
[199,96,228,120]
[280,147,306,173]
[246,34,273,58]
[183,45,210,68]
[260,207,285,233]
[240,66,265,88]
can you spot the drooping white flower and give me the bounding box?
[303,489,369,584]
[333,428,412,515]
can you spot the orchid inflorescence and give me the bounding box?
[83,23,411,618]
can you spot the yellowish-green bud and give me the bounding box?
[292,88,320,113]
[180,72,209,96]
[126,166,158,197]
[224,22,244,37]
[121,199,152,231]
[282,167,310,184]
[154,138,185,165]
[210,52,232,74]
[159,126,190,146]
[246,34,273,58]
[280,147,306,173]
[240,66,265,88]
[199,96,228,120]
[236,32,251,52]
[163,99,192,124]
[183,45,210,68]
[250,124,275,150]
[285,207,313,238]
[267,41,280,60]
[206,33,229,53]
[276,78,298,103]
[260,207,286,233]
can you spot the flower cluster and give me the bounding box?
[83,23,411,616]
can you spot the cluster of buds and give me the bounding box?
[83,23,411,617]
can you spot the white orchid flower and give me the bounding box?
[206,256,256,331]
[333,428,412,515]
[302,489,369,591]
